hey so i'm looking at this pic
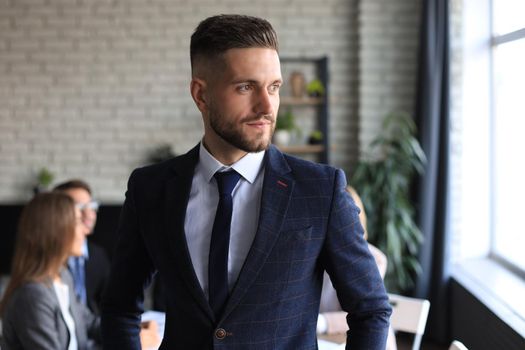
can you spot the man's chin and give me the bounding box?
[224,135,271,153]
[242,139,272,153]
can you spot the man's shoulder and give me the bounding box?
[130,144,199,181]
[277,149,340,180]
[264,146,344,192]
[132,156,179,177]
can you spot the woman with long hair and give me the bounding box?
[0,192,100,350]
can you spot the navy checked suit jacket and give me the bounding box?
[101,144,391,349]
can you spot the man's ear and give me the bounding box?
[190,78,208,114]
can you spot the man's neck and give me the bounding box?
[201,138,247,165]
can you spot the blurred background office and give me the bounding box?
[1,1,524,349]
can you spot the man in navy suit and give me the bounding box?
[101,14,391,349]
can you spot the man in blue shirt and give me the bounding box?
[54,179,110,315]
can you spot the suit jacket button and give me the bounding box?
[215,328,226,340]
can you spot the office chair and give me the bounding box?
[388,293,431,350]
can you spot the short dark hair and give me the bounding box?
[190,14,279,72]
[53,179,92,195]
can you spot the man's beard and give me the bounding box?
[208,108,274,153]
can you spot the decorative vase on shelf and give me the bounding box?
[273,130,292,146]
[290,71,306,98]
[274,109,296,146]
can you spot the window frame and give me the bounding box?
[488,4,525,279]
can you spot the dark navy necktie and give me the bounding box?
[72,258,87,305]
[208,170,241,319]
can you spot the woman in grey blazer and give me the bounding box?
[0,193,100,350]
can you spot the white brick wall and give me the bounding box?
[0,0,420,202]
[358,0,421,154]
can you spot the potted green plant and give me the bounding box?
[308,130,324,145]
[274,109,296,146]
[33,167,54,194]
[351,112,426,293]
[306,79,325,97]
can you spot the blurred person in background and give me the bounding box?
[0,192,101,349]
[54,180,110,315]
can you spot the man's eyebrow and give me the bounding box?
[230,78,283,85]
[231,79,258,84]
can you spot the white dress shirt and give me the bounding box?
[184,143,265,299]
[53,280,78,350]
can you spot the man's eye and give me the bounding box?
[237,84,251,92]
[269,84,281,93]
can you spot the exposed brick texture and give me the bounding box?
[0,0,420,202]
[358,0,421,153]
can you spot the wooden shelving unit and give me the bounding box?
[280,96,325,106]
[277,56,330,164]
[278,144,325,154]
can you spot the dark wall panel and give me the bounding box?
[451,278,525,350]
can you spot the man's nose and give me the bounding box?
[81,208,96,217]
[255,89,275,115]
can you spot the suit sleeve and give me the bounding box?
[322,169,392,350]
[101,170,156,350]
[85,242,111,315]
[4,285,63,350]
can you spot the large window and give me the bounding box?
[490,0,525,274]
[451,1,525,335]
[455,0,525,278]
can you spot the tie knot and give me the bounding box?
[214,170,241,196]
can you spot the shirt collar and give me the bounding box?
[67,241,89,268]
[199,142,265,184]
[82,240,89,258]
[70,240,89,262]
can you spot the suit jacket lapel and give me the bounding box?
[165,144,214,319]
[59,269,88,348]
[221,146,294,321]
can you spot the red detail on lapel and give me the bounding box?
[277,180,288,188]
